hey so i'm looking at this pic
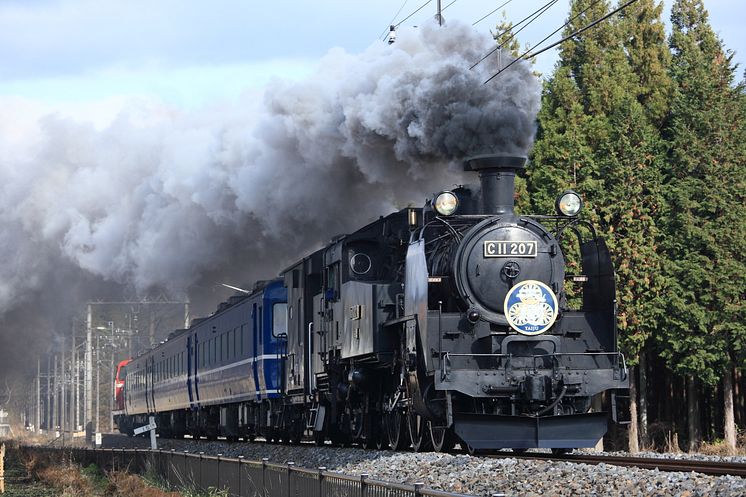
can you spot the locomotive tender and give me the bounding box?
[114,154,628,452]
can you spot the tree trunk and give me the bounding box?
[638,350,648,448]
[703,386,713,441]
[735,369,742,428]
[724,368,737,455]
[628,366,639,453]
[663,368,672,423]
[687,376,701,451]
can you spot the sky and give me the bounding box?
[1,0,743,117]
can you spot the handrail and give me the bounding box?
[441,350,626,379]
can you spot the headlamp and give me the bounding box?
[434,191,459,216]
[556,190,582,217]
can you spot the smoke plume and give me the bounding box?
[0,20,540,376]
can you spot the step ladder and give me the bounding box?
[306,402,320,430]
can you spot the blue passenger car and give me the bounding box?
[117,279,288,440]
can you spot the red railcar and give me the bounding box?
[113,359,131,413]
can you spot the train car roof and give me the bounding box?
[132,278,283,359]
[279,207,414,275]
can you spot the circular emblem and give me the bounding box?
[502,261,521,279]
[503,280,559,335]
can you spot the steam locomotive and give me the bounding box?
[114,154,628,452]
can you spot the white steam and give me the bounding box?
[0,21,540,331]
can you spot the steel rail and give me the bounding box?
[99,432,746,478]
[488,452,746,477]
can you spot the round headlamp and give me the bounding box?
[556,190,582,217]
[434,191,459,216]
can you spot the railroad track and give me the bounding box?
[97,433,746,478]
[488,452,746,478]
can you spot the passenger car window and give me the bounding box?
[273,303,288,337]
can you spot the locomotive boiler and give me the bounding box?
[115,153,628,453]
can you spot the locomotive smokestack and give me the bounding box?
[464,154,527,215]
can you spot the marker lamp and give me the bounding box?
[434,191,459,216]
[556,191,582,217]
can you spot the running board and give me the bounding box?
[452,412,608,450]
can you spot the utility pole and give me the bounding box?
[75,341,81,431]
[436,0,443,26]
[82,298,188,437]
[45,356,51,432]
[127,312,133,359]
[109,321,114,432]
[52,354,58,431]
[71,325,76,433]
[61,337,66,436]
[35,359,40,434]
[184,302,190,329]
[149,311,156,347]
[86,304,92,440]
[95,326,100,435]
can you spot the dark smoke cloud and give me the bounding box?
[0,20,540,376]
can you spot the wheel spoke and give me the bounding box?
[429,423,455,453]
[408,411,433,452]
[386,406,410,450]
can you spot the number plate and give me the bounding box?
[483,240,537,258]
[133,422,157,435]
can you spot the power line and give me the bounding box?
[470,0,559,70]
[379,0,411,41]
[394,0,435,29]
[380,0,460,42]
[441,0,460,12]
[483,0,640,85]
[472,0,514,26]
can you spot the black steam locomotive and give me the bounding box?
[116,154,628,452]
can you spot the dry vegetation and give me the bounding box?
[638,422,746,456]
[19,447,184,497]
[697,430,746,457]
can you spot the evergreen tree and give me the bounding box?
[660,0,746,453]
[620,0,672,126]
[530,0,615,220]
[530,0,668,356]
[617,0,672,447]
[493,12,521,58]
[529,0,671,451]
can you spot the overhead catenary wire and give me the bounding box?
[483,0,639,85]
[393,0,434,29]
[379,0,411,41]
[380,0,460,42]
[470,0,559,70]
[472,0,514,26]
[441,0,460,13]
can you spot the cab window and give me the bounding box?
[324,263,340,301]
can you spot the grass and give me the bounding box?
[9,445,227,497]
[1,444,58,497]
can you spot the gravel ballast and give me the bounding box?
[86,434,746,496]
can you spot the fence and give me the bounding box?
[1,443,5,494]
[21,446,481,497]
